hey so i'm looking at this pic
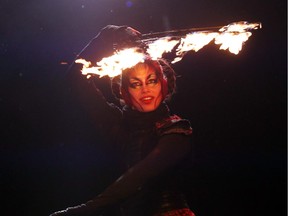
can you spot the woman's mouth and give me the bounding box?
[140,96,154,104]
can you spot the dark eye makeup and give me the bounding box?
[129,81,142,89]
[128,74,159,89]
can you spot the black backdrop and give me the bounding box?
[1,0,286,215]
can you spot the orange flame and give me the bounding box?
[146,37,179,60]
[172,32,219,63]
[76,21,261,78]
[76,48,146,78]
[215,32,252,54]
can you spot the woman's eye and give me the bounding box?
[130,82,142,88]
[147,79,158,85]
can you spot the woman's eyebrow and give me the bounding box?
[147,74,157,79]
[129,77,141,82]
[129,73,156,81]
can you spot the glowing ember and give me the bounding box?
[76,21,261,78]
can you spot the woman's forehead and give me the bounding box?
[128,65,157,80]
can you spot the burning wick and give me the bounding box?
[76,21,261,78]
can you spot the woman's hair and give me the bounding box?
[111,57,176,106]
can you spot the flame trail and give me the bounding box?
[76,21,261,78]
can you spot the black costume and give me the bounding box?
[51,26,195,216]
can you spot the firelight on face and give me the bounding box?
[125,64,163,112]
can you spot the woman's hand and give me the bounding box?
[98,25,143,49]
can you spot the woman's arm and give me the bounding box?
[49,133,192,215]
[77,25,142,63]
[64,25,142,133]
[88,134,192,205]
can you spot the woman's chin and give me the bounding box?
[139,104,158,112]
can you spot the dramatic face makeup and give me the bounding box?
[125,64,163,112]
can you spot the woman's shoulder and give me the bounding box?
[155,115,192,136]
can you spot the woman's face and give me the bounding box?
[126,65,163,112]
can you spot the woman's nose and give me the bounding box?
[141,84,150,93]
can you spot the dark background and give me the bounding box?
[1,0,286,215]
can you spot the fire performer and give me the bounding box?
[50,25,195,216]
